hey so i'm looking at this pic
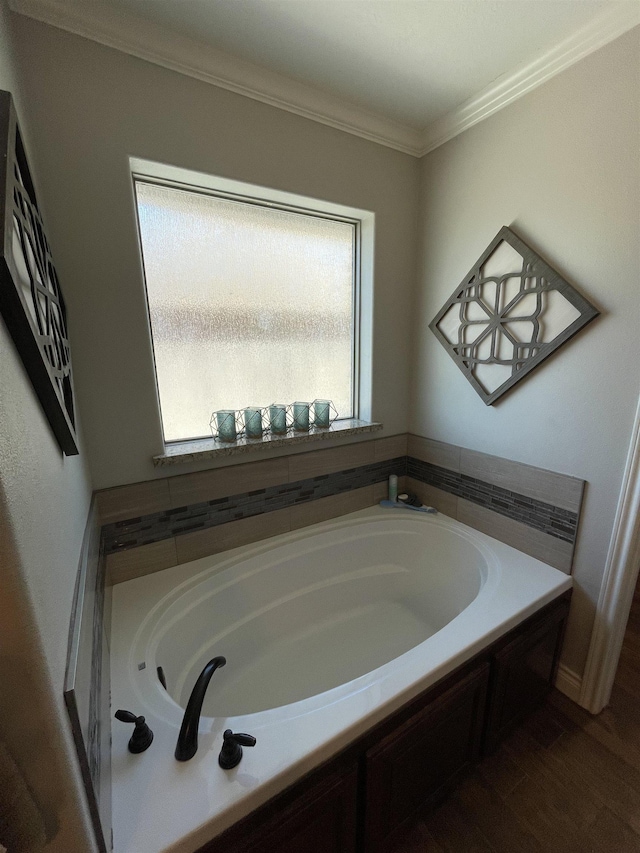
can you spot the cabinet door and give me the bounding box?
[364,663,490,853]
[483,597,569,754]
[198,765,358,853]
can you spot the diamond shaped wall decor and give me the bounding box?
[429,226,599,405]
[0,90,78,454]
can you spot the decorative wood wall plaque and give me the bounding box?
[0,90,78,454]
[429,226,599,405]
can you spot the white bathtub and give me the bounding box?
[111,506,572,853]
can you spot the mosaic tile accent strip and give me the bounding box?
[86,553,104,792]
[64,500,109,853]
[102,452,578,558]
[103,457,408,554]
[407,457,578,543]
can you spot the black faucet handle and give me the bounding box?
[219,729,256,769]
[115,709,154,753]
[228,732,257,747]
[115,710,139,724]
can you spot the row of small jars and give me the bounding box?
[211,400,334,443]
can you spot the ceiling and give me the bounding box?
[10,0,640,155]
[106,0,611,128]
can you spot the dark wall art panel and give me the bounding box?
[0,89,78,454]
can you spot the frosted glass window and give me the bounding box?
[135,182,356,443]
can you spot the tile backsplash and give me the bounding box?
[102,456,406,559]
[99,434,584,582]
[406,457,578,543]
[405,435,583,573]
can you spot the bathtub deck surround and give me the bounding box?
[68,432,585,853]
[99,433,584,585]
[110,506,571,853]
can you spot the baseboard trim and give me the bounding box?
[555,663,582,704]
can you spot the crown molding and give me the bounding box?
[9,0,640,159]
[8,0,423,156]
[419,3,640,155]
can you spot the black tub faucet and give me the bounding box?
[175,656,226,761]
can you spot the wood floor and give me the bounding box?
[391,593,640,853]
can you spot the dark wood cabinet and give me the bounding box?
[364,663,489,853]
[483,596,570,754]
[197,592,570,853]
[198,765,358,853]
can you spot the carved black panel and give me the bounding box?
[430,226,599,405]
[0,89,78,454]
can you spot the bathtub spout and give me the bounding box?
[175,656,227,761]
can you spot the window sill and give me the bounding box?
[153,419,383,467]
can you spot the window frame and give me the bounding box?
[130,158,374,450]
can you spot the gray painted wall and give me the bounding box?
[412,27,640,676]
[0,3,96,851]
[9,13,420,490]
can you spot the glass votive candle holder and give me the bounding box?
[293,401,310,431]
[314,399,331,429]
[243,407,263,439]
[215,410,237,442]
[269,404,287,435]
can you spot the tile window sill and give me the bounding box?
[153,419,383,467]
